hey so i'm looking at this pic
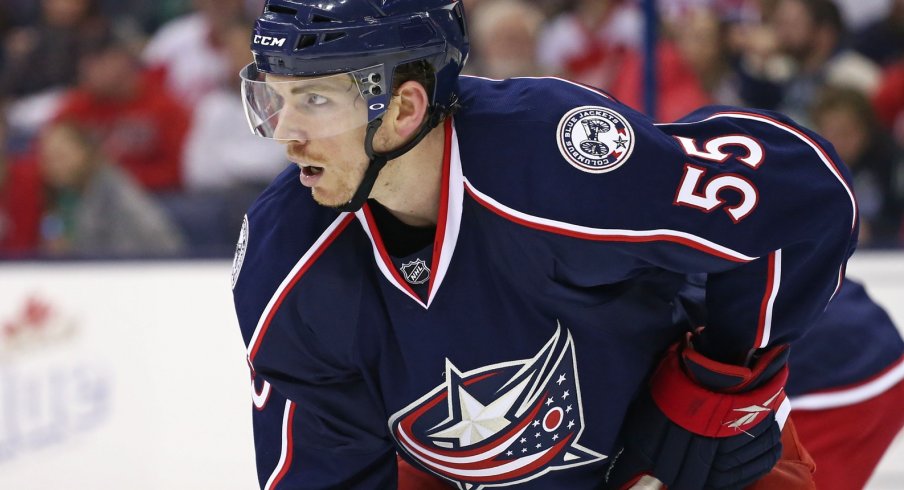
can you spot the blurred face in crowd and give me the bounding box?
[893,0,904,23]
[481,17,535,69]
[39,124,96,190]
[225,24,255,81]
[194,0,245,28]
[674,9,723,78]
[814,108,868,167]
[471,1,543,79]
[42,0,93,27]
[772,0,817,60]
[79,46,139,99]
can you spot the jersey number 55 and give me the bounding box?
[672,135,765,224]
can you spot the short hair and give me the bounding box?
[392,59,449,119]
[811,85,878,130]
[392,59,437,100]
[794,0,845,33]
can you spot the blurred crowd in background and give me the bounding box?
[0,0,901,260]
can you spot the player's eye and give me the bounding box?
[306,94,329,106]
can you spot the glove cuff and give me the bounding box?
[650,340,788,438]
[683,336,790,392]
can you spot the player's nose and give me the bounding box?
[273,109,311,144]
[285,140,309,161]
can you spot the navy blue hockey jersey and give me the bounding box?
[232,76,857,489]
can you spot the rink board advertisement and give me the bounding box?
[0,261,257,489]
[0,255,901,489]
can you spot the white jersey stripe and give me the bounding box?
[252,379,272,410]
[758,249,782,348]
[790,356,904,410]
[460,74,613,100]
[464,177,758,263]
[427,123,465,307]
[247,213,354,361]
[775,396,791,430]
[264,400,295,490]
[354,119,460,310]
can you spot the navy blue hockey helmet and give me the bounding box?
[244,0,469,130]
[241,0,469,212]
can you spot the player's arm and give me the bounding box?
[605,109,856,489]
[248,370,397,489]
[651,109,857,359]
[232,192,397,488]
[240,314,398,489]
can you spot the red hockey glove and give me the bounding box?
[606,335,790,490]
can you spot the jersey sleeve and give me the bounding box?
[457,79,857,364]
[233,172,396,489]
[630,108,858,362]
[657,108,858,362]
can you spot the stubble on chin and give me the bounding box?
[311,166,367,209]
[312,189,352,208]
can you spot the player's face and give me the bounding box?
[258,73,372,207]
[283,118,371,208]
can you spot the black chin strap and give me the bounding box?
[334,108,447,213]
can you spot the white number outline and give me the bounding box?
[673,135,765,223]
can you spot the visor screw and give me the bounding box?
[370,86,383,96]
[368,73,382,84]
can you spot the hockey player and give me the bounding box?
[232,1,857,488]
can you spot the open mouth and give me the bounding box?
[301,165,324,176]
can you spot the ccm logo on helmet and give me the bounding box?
[254,35,286,47]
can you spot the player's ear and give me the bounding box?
[390,80,429,141]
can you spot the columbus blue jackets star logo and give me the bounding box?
[557,106,635,174]
[388,324,606,489]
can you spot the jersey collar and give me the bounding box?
[355,118,464,309]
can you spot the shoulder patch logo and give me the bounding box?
[557,106,635,174]
[231,215,249,290]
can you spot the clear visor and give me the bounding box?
[240,63,388,141]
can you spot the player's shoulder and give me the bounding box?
[452,83,854,244]
[453,76,683,229]
[232,165,346,312]
[661,105,837,158]
[233,168,365,379]
[455,75,632,127]
[660,104,856,214]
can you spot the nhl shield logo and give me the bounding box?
[389,324,606,489]
[401,258,431,285]
[557,106,635,174]
[231,215,249,290]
